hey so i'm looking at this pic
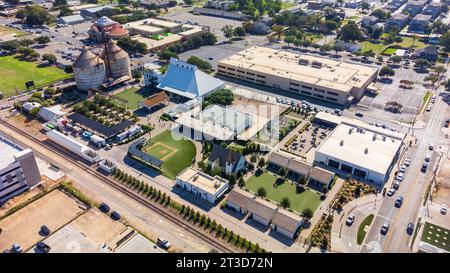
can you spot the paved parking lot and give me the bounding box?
[0,190,85,252]
[353,67,429,123]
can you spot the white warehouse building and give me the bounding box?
[314,121,405,189]
[176,167,229,204]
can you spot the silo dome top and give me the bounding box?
[101,40,129,60]
[73,48,104,69]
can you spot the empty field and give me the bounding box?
[0,55,71,97]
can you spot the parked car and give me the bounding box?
[404,158,411,167]
[394,196,404,208]
[400,164,407,173]
[110,211,121,220]
[40,225,50,236]
[428,143,434,151]
[387,188,396,197]
[346,214,355,226]
[355,112,363,117]
[380,223,390,235]
[12,243,22,253]
[36,241,51,253]
[396,173,404,181]
[441,204,448,215]
[406,223,414,235]
[99,202,110,213]
[157,237,171,249]
[393,181,400,190]
[425,154,431,162]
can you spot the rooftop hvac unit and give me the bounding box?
[193,174,199,181]
[372,134,377,141]
[214,182,221,188]
[382,136,387,141]
[299,59,309,65]
[311,61,322,68]
[348,128,353,134]
[364,148,369,154]
[340,140,344,146]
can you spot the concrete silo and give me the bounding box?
[73,48,106,91]
[101,40,131,79]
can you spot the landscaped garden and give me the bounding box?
[331,179,377,211]
[245,171,321,215]
[0,55,71,97]
[420,222,450,252]
[73,94,137,126]
[307,213,333,250]
[143,130,196,180]
[357,214,374,245]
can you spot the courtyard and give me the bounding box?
[114,87,152,110]
[0,55,71,97]
[420,222,450,252]
[245,172,321,215]
[143,130,196,180]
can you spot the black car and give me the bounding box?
[380,224,390,235]
[407,223,414,235]
[421,163,429,173]
[40,225,50,236]
[445,120,449,128]
[110,211,121,221]
[394,196,404,208]
[36,242,51,253]
[99,202,110,213]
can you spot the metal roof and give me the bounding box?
[68,113,134,139]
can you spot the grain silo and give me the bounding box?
[101,40,131,79]
[73,48,106,91]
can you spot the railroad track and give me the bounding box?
[0,119,236,253]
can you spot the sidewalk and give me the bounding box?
[299,177,345,240]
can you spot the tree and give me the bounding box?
[238,177,245,188]
[393,36,403,47]
[157,49,178,62]
[257,157,265,169]
[424,75,439,86]
[250,154,257,163]
[256,187,266,197]
[338,21,363,42]
[233,26,246,38]
[59,4,73,17]
[278,166,287,177]
[302,208,313,219]
[221,25,234,41]
[19,39,35,47]
[415,58,431,69]
[332,44,344,56]
[361,1,370,10]
[280,197,290,208]
[131,70,142,79]
[389,55,402,64]
[187,56,212,72]
[42,53,57,64]
[202,88,234,108]
[378,65,395,78]
[34,36,50,45]
[64,65,73,73]
[183,0,193,4]
[271,25,284,40]
[434,65,446,74]
[19,5,55,26]
[440,32,450,52]
[284,36,295,47]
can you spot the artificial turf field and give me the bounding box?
[0,55,70,97]
[421,222,450,251]
[143,130,196,180]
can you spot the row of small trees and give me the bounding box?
[111,168,266,253]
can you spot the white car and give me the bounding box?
[157,238,171,249]
[396,173,404,181]
[346,214,355,226]
[400,165,407,173]
[428,143,434,151]
[441,204,448,215]
[404,158,411,167]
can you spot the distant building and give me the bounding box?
[80,5,113,19]
[0,138,41,204]
[385,13,409,32]
[205,0,235,10]
[404,0,427,16]
[246,21,271,35]
[271,210,303,239]
[176,167,229,204]
[38,105,66,122]
[58,14,85,25]
[139,0,172,9]
[208,144,246,175]
[344,0,363,8]
[192,7,251,20]
[22,102,41,113]
[408,14,432,33]
[157,58,224,99]
[88,16,129,42]
[422,2,444,19]
[412,45,439,61]
[138,91,169,112]
[361,16,379,28]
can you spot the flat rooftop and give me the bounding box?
[125,18,181,30]
[177,167,228,196]
[316,121,405,175]
[134,34,183,50]
[218,46,378,93]
[0,138,22,169]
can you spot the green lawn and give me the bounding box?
[0,25,28,37]
[360,41,386,55]
[144,130,196,180]
[382,47,397,56]
[114,87,146,110]
[357,214,374,245]
[0,55,71,97]
[227,143,245,154]
[419,91,432,113]
[360,36,427,55]
[245,172,321,214]
[421,222,450,251]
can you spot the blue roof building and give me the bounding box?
[157,58,225,99]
